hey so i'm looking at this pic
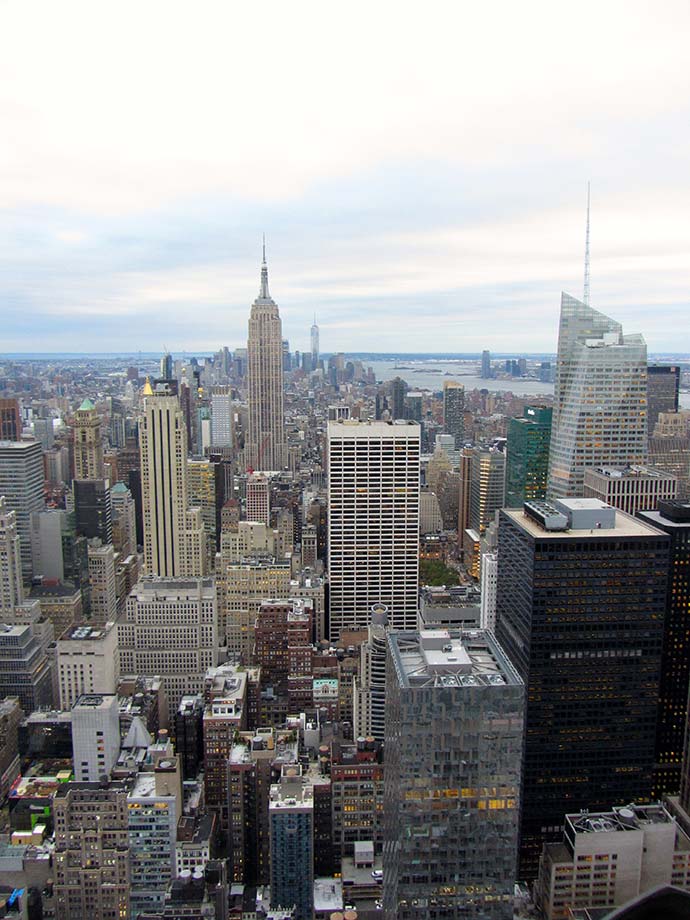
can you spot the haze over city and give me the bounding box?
[2,0,690,353]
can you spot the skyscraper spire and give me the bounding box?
[311,312,319,368]
[247,240,286,471]
[260,234,270,299]
[583,182,591,306]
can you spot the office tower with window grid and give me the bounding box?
[327,419,420,640]
[443,380,465,448]
[547,294,647,500]
[0,496,23,614]
[505,406,552,508]
[140,386,204,577]
[638,501,690,798]
[495,499,668,879]
[0,440,44,583]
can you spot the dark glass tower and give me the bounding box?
[73,479,112,544]
[0,399,21,441]
[442,381,465,447]
[494,499,668,879]
[505,406,552,508]
[389,376,408,421]
[647,364,680,434]
[637,501,690,798]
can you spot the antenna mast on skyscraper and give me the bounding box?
[583,182,591,306]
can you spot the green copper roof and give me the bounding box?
[110,482,129,493]
[78,398,95,411]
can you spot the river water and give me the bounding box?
[367,358,690,408]
[368,359,555,396]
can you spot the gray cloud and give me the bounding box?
[1,1,689,353]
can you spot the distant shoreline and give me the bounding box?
[2,352,689,361]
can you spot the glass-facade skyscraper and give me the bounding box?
[547,294,647,500]
[495,499,668,879]
[481,350,492,379]
[505,406,552,508]
[647,364,680,434]
[638,500,690,798]
[383,628,524,919]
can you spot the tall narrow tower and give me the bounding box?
[246,241,287,471]
[0,440,44,583]
[139,384,204,577]
[0,496,23,613]
[583,181,591,306]
[547,295,647,500]
[442,380,465,447]
[310,314,319,370]
[73,398,104,480]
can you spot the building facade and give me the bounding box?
[547,295,648,500]
[638,501,690,797]
[536,804,690,920]
[327,420,420,639]
[118,577,218,712]
[140,389,205,577]
[0,399,21,441]
[0,440,44,583]
[246,472,270,525]
[73,478,113,544]
[110,481,137,557]
[210,385,233,449]
[442,380,465,448]
[0,621,53,713]
[87,541,117,625]
[469,447,505,535]
[53,781,130,920]
[383,629,524,920]
[505,406,552,508]
[72,399,104,481]
[0,496,23,614]
[584,465,677,516]
[647,364,680,433]
[494,499,668,878]
[269,767,314,920]
[57,623,119,710]
[246,246,287,472]
[71,693,121,783]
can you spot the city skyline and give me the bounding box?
[3,4,690,917]
[1,2,689,353]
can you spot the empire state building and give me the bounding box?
[246,242,287,471]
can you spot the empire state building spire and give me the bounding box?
[246,238,287,471]
[260,233,271,300]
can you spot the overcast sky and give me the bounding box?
[2,0,689,355]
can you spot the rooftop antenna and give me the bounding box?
[259,234,270,299]
[583,182,591,306]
